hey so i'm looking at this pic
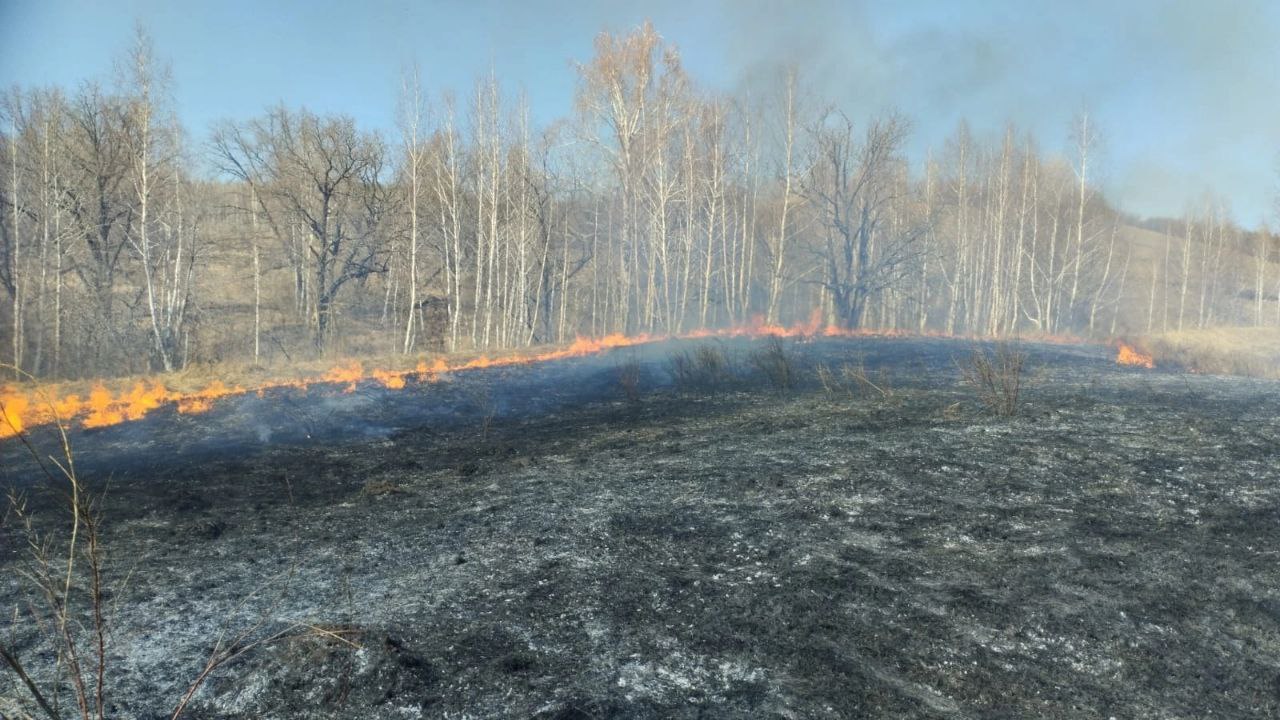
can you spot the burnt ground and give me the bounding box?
[2,336,1279,719]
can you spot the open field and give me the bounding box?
[3,336,1279,718]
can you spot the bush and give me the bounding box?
[667,344,735,392]
[615,355,643,403]
[960,341,1027,417]
[665,343,737,389]
[748,336,798,391]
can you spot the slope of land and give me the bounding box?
[1139,326,1280,379]
[2,336,1278,719]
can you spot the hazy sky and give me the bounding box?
[2,0,1277,226]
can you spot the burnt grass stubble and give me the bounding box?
[2,336,1279,718]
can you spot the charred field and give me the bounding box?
[2,335,1279,719]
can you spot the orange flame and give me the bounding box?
[1116,343,1155,369]
[321,361,365,392]
[0,390,29,435]
[176,381,243,415]
[370,368,406,390]
[0,314,1102,440]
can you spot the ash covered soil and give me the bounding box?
[3,336,1280,718]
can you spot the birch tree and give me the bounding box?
[398,64,427,353]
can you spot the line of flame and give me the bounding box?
[0,313,1119,439]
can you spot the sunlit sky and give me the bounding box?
[2,0,1278,226]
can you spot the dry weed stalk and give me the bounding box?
[168,472,332,719]
[817,357,892,400]
[1,364,106,720]
[749,336,798,391]
[1,364,324,719]
[959,342,1027,417]
[361,478,405,497]
[842,358,892,399]
[816,363,843,396]
[615,355,643,403]
[668,343,734,391]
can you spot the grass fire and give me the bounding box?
[4,4,1280,720]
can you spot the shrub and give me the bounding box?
[2,371,111,720]
[615,355,643,403]
[667,344,734,391]
[748,336,798,391]
[960,341,1027,417]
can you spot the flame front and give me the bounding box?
[0,315,1098,440]
[1116,343,1155,368]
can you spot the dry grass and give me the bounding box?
[1,350,423,402]
[0,338,613,437]
[615,355,643,403]
[960,342,1028,417]
[1,369,313,719]
[817,357,893,400]
[748,337,799,391]
[668,344,736,392]
[1139,327,1280,379]
[361,479,406,497]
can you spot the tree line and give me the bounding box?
[2,22,1276,381]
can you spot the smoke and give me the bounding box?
[710,0,1280,225]
[3,0,1274,223]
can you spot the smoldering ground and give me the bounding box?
[2,335,1278,719]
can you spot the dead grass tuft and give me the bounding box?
[362,479,406,497]
[960,342,1028,417]
[615,355,643,403]
[818,356,893,400]
[748,337,799,391]
[668,344,735,392]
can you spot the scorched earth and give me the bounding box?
[2,335,1278,719]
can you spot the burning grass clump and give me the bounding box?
[748,336,800,391]
[960,341,1027,417]
[668,344,736,392]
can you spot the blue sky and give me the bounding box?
[2,0,1277,226]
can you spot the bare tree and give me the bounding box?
[2,18,1273,386]
[61,85,136,372]
[120,23,196,372]
[575,21,691,335]
[212,108,390,350]
[3,91,24,377]
[765,67,799,325]
[398,64,428,353]
[799,110,922,328]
